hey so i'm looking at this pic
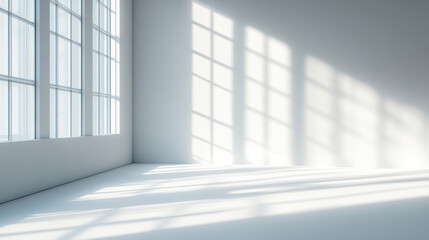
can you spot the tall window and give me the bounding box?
[50,0,82,138]
[0,0,35,142]
[93,0,120,135]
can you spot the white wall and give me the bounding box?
[133,0,429,169]
[0,0,133,204]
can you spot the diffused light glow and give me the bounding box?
[244,27,293,165]
[192,2,234,164]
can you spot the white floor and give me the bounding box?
[1,164,429,240]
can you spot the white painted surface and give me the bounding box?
[133,0,429,168]
[1,164,429,239]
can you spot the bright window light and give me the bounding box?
[93,0,120,136]
[0,1,35,142]
[50,0,82,138]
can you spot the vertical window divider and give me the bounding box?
[7,0,12,141]
[83,0,93,136]
[36,0,50,139]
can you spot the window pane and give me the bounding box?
[58,7,70,38]
[116,99,120,134]
[100,97,107,135]
[115,61,120,96]
[110,38,116,59]
[100,54,108,94]
[100,32,107,55]
[93,52,99,92]
[58,37,70,87]
[72,0,81,16]
[50,33,56,84]
[72,16,81,43]
[72,92,81,137]
[50,3,56,31]
[0,81,8,142]
[58,90,70,138]
[0,0,7,10]
[93,29,99,51]
[93,95,99,135]
[12,0,34,22]
[0,12,7,76]
[11,83,34,141]
[111,59,116,95]
[100,5,108,31]
[59,0,70,9]
[111,98,116,134]
[72,43,81,89]
[50,89,56,138]
[93,0,99,26]
[11,18,35,81]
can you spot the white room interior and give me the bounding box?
[1,0,429,239]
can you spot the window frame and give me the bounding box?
[0,1,36,142]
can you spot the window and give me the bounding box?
[50,0,82,138]
[93,0,120,135]
[0,0,35,142]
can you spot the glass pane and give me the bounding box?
[71,92,81,137]
[115,61,120,97]
[111,59,116,96]
[59,0,71,9]
[0,12,7,76]
[12,0,35,22]
[110,38,116,59]
[100,96,107,135]
[72,0,81,16]
[72,16,81,43]
[93,52,99,92]
[100,5,108,31]
[50,34,56,84]
[11,18,35,81]
[93,95,99,135]
[93,29,99,51]
[100,54,108,94]
[100,32,107,55]
[58,37,70,87]
[11,83,34,141]
[50,88,56,138]
[0,81,8,142]
[58,90,70,138]
[0,0,7,10]
[111,11,116,36]
[58,7,70,38]
[72,43,81,89]
[116,99,120,134]
[50,3,56,31]
[111,98,116,134]
[93,0,99,26]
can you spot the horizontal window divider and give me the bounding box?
[93,92,120,99]
[50,31,82,45]
[50,85,82,93]
[0,75,35,85]
[0,8,36,25]
[93,26,120,40]
[92,50,119,62]
[51,0,82,19]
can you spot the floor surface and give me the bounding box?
[1,164,429,240]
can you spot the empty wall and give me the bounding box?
[0,0,133,204]
[133,0,429,168]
